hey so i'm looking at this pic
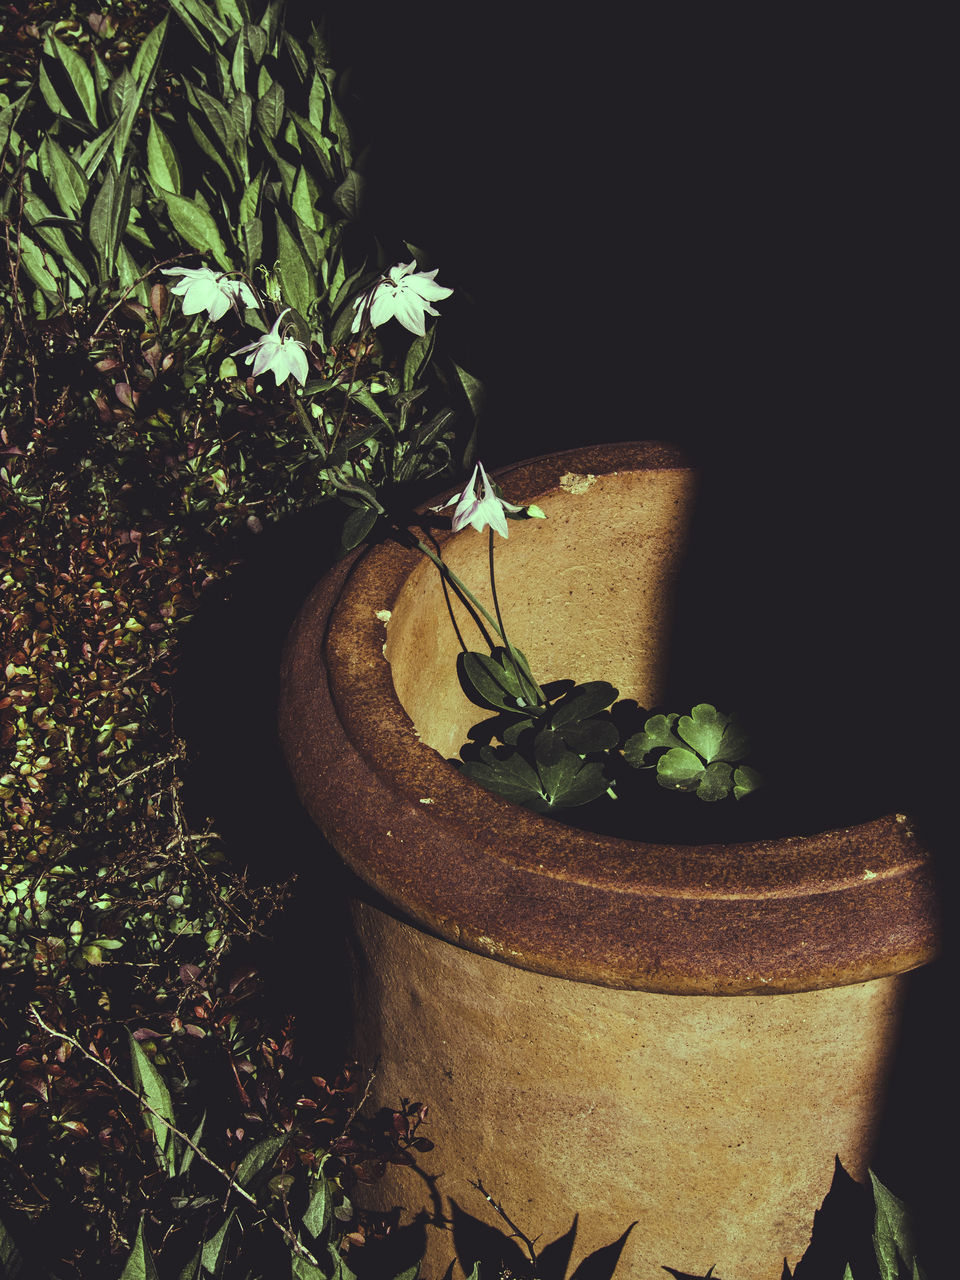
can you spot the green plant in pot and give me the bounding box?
[279,442,940,1280]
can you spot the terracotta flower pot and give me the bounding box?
[279,442,939,1279]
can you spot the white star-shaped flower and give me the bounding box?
[232,308,309,386]
[432,462,528,539]
[162,266,258,322]
[351,260,453,336]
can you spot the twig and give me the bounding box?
[471,1177,541,1267]
[27,1005,322,1267]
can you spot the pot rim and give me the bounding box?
[280,441,940,992]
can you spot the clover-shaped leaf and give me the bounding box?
[695,761,735,802]
[656,752,736,801]
[655,747,704,791]
[677,703,750,764]
[733,765,764,800]
[622,713,680,768]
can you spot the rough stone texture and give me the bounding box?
[349,898,907,1280]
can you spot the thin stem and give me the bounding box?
[411,536,507,647]
[329,296,373,454]
[412,532,546,711]
[488,527,545,710]
[291,390,324,454]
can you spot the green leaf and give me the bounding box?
[450,360,486,423]
[119,1218,160,1280]
[533,729,610,807]
[242,22,269,66]
[255,79,285,140]
[38,136,89,216]
[78,119,120,179]
[127,1031,177,1177]
[733,764,764,800]
[184,110,234,185]
[302,1171,332,1239]
[15,230,61,296]
[146,118,182,196]
[88,160,116,271]
[282,29,309,81]
[241,217,263,275]
[0,1213,27,1279]
[676,704,727,764]
[291,1255,328,1280]
[158,190,232,270]
[229,91,254,180]
[275,212,314,317]
[549,681,619,728]
[289,111,335,181]
[841,1267,855,1280]
[235,1134,285,1189]
[178,1248,203,1280]
[185,79,238,164]
[559,716,619,754]
[291,166,320,232]
[676,703,751,765]
[458,650,538,715]
[622,713,680,767]
[178,1109,206,1177]
[332,168,364,218]
[23,195,90,285]
[341,505,379,551]
[200,1210,234,1277]
[871,1170,921,1280]
[695,761,735,802]
[38,59,70,120]
[402,326,437,392]
[48,33,99,127]
[131,16,169,89]
[169,0,232,50]
[239,166,264,226]
[656,747,705,792]
[459,750,544,807]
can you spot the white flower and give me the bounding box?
[432,462,527,539]
[232,308,309,386]
[162,266,258,322]
[351,260,453,336]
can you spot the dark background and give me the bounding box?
[178,5,952,1272]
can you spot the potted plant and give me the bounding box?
[278,441,940,1279]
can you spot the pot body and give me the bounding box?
[279,443,938,1278]
[349,899,904,1279]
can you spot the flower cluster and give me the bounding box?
[162,258,454,387]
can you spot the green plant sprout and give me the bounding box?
[427,467,763,820]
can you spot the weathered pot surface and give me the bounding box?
[279,441,939,996]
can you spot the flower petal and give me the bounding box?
[392,293,427,336]
[285,341,309,386]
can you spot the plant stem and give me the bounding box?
[329,298,373,454]
[412,533,545,710]
[488,527,545,710]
